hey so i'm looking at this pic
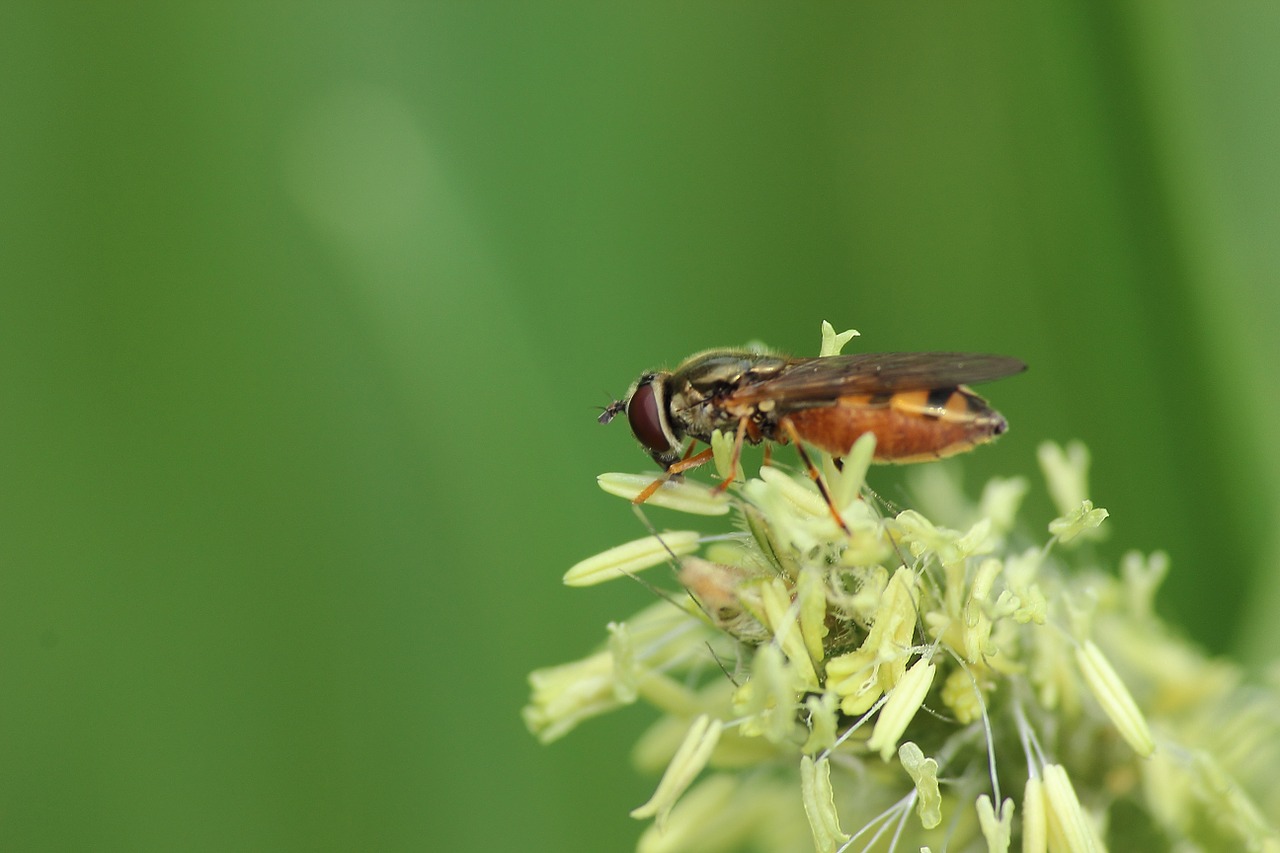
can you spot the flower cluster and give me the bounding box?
[525,327,1279,853]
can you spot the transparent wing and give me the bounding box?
[729,352,1026,406]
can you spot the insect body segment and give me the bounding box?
[785,385,1007,464]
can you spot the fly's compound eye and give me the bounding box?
[626,379,673,456]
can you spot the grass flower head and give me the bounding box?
[525,324,1280,852]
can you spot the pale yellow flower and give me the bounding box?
[526,324,1280,852]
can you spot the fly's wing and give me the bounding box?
[728,352,1026,407]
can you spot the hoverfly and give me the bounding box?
[599,348,1026,528]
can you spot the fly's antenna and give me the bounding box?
[598,398,625,425]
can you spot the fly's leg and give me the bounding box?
[780,418,850,534]
[711,417,747,494]
[632,445,715,505]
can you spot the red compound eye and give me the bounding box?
[626,380,672,454]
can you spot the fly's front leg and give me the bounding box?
[632,444,715,505]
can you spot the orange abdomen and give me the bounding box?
[782,387,1007,463]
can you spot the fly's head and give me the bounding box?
[599,372,684,470]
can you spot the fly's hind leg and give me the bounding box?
[780,418,850,534]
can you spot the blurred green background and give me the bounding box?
[3,4,1279,851]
